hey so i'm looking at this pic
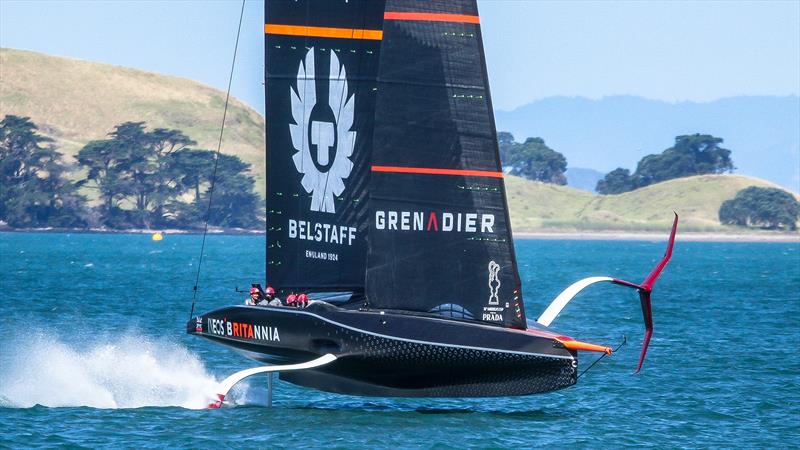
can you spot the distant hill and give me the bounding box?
[495,95,800,193]
[2,49,796,234]
[505,173,797,232]
[0,48,266,197]
[565,167,604,192]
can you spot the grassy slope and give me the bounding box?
[506,174,796,232]
[0,48,266,197]
[2,49,794,233]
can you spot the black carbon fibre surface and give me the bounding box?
[282,332,577,397]
[189,305,577,397]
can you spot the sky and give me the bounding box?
[1,0,799,114]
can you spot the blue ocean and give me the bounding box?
[1,232,798,448]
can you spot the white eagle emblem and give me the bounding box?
[289,47,356,213]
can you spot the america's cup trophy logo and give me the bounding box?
[290,47,356,214]
[488,260,501,305]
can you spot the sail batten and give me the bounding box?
[371,166,504,178]
[384,12,481,24]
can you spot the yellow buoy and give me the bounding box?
[152,232,164,241]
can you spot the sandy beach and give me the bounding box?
[2,226,797,242]
[514,230,799,242]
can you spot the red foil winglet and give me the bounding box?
[634,213,677,373]
[208,394,225,409]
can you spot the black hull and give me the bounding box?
[188,303,577,397]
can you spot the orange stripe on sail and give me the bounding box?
[384,12,480,24]
[371,166,503,178]
[265,24,383,40]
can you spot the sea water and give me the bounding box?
[0,232,798,448]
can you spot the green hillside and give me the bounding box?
[2,49,796,233]
[506,174,797,232]
[0,48,266,196]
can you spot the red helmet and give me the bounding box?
[265,286,276,296]
[297,293,309,303]
[249,287,259,295]
[286,293,297,305]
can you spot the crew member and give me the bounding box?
[286,292,297,307]
[264,286,282,306]
[245,287,264,306]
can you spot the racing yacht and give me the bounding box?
[188,0,677,404]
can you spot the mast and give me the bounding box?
[365,0,526,329]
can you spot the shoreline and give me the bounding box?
[514,230,799,242]
[1,227,798,242]
[0,227,264,236]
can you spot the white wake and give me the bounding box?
[0,332,220,409]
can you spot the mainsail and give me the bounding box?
[265,0,385,292]
[265,0,525,329]
[364,0,526,328]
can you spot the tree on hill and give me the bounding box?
[0,115,88,227]
[171,149,216,203]
[78,122,197,228]
[636,134,734,186]
[597,134,734,194]
[145,126,197,223]
[207,153,261,228]
[498,133,567,185]
[166,150,262,228]
[77,140,129,216]
[719,186,798,230]
[78,122,261,229]
[497,131,516,162]
[595,168,635,195]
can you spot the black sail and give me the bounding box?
[265,0,385,293]
[365,0,526,329]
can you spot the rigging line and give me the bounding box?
[189,0,247,321]
[577,335,627,380]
